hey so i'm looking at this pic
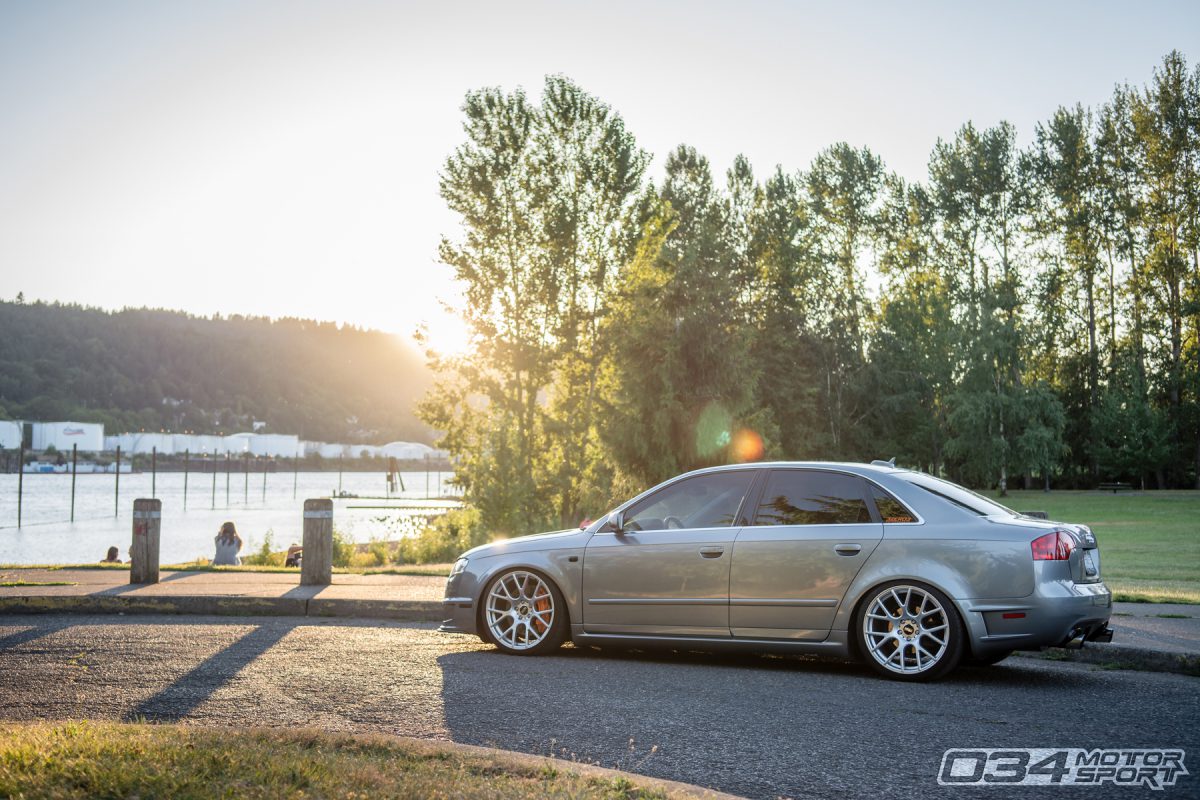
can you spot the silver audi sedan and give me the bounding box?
[439,461,1113,681]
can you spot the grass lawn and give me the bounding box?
[982,489,1200,604]
[0,722,690,800]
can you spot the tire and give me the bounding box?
[479,569,567,656]
[963,649,1013,667]
[855,581,965,682]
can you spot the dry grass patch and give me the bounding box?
[0,722,696,800]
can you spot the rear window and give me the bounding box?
[899,473,1017,517]
[753,470,871,526]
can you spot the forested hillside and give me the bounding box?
[0,301,432,443]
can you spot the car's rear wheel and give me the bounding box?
[481,569,566,655]
[856,581,964,681]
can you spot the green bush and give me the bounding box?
[242,531,282,566]
[331,528,355,568]
[397,507,486,564]
[366,538,391,567]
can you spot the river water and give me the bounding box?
[0,470,459,565]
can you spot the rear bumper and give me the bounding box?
[964,579,1112,655]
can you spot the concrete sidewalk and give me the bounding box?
[1,567,1196,674]
[0,568,445,621]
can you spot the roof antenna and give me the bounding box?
[870,457,897,468]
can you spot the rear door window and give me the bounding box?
[752,470,872,526]
[869,484,917,523]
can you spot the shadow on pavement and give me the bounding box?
[123,622,299,722]
[0,618,75,650]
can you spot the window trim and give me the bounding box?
[747,467,877,528]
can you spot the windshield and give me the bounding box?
[899,473,1018,517]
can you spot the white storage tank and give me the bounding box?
[195,435,227,454]
[110,432,174,455]
[31,421,105,453]
[381,441,435,460]
[223,433,252,454]
[317,442,348,459]
[0,420,21,449]
[247,434,300,458]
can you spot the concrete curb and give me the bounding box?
[1016,643,1200,677]
[0,595,444,622]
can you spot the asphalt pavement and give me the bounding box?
[0,614,1196,799]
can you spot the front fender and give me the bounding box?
[469,548,585,629]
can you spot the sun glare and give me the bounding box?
[415,305,473,357]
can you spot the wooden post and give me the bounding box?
[183,449,189,510]
[129,498,161,584]
[243,453,249,504]
[70,444,78,522]
[16,442,24,528]
[262,458,267,503]
[225,452,230,506]
[210,453,217,509]
[301,498,333,586]
[151,446,157,498]
[293,455,298,499]
[114,445,121,518]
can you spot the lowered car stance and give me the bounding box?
[439,461,1113,681]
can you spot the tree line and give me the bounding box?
[423,52,1200,535]
[0,301,432,444]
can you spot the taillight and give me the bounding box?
[1031,531,1076,561]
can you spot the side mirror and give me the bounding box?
[601,511,626,535]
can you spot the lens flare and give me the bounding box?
[731,428,764,462]
[695,402,734,458]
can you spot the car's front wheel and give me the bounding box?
[856,581,964,681]
[481,569,566,655]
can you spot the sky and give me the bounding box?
[0,0,1196,354]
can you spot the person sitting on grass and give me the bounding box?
[101,546,122,564]
[285,543,303,568]
[212,522,243,566]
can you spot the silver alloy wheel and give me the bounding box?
[862,585,950,675]
[485,570,556,651]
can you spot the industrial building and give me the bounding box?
[5,420,442,460]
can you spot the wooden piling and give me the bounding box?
[300,498,333,586]
[129,498,161,584]
[70,444,77,522]
[16,442,24,528]
[114,445,121,518]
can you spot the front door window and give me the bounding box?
[625,471,754,531]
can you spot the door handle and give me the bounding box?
[699,546,724,558]
[834,543,862,556]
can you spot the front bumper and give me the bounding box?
[438,568,480,635]
[438,596,476,634]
